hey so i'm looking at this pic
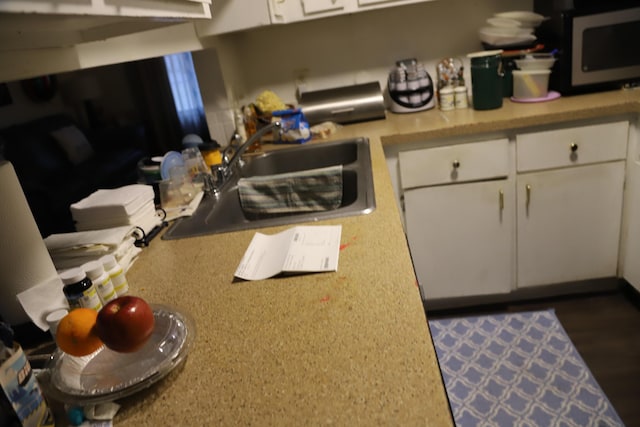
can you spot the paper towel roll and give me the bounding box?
[0,161,60,325]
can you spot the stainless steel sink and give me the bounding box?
[162,137,375,239]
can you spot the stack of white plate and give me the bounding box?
[479,11,547,47]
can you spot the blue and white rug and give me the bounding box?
[428,310,623,427]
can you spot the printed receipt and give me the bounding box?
[234,225,342,281]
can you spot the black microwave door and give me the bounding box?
[571,7,640,90]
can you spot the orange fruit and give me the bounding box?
[56,308,103,357]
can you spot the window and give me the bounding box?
[163,52,209,139]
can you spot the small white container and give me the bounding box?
[454,86,468,109]
[46,308,68,338]
[83,260,117,304]
[512,70,551,99]
[101,254,129,297]
[439,86,455,111]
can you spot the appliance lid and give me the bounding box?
[299,82,385,126]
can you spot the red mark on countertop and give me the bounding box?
[320,295,331,302]
[340,235,358,251]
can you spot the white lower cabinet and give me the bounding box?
[397,120,630,302]
[516,162,625,288]
[621,121,640,292]
[404,179,514,300]
[515,121,628,289]
[399,138,514,300]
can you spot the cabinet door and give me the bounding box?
[0,0,211,18]
[197,0,271,35]
[517,161,625,288]
[404,179,514,300]
[621,124,640,292]
[269,0,346,23]
[358,0,427,5]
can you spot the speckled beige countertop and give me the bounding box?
[111,89,640,426]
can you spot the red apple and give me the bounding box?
[95,296,155,353]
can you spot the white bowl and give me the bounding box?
[514,54,556,70]
[494,11,548,28]
[480,26,532,37]
[479,27,536,46]
[487,17,522,28]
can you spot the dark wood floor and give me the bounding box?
[427,282,640,427]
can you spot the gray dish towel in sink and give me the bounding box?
[238,165,343,214]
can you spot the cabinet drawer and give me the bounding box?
[399,138,509,189]
[516,121,628,172]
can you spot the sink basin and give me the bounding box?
[162,137,375,239]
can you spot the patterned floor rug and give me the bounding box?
[428,309,623,427]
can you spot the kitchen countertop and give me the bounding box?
[111,88,640,426]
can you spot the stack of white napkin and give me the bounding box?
[44,225,142,271]
[70,184,162,235]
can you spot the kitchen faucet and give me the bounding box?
[210,121,282,193]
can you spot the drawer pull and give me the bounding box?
[452,160,460,169]
[499,189,504,211]
[570,142,579,152]
[526,184,532,209]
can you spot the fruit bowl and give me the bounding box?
[40,305,194,404]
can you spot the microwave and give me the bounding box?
[534,0,640,95]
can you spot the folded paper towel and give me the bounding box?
[238,165,343,215]
[44,226,142,271]
[74,205,163,234]
[70,184,155,222]
[45,225,136,254]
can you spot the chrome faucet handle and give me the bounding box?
[222,131,244,165]
[209,164,228,193]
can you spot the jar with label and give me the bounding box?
[100,255,129,297]
[454,86,469,109]
[60,268,103,311]
[83,261,117,304]
[439,86,455,111]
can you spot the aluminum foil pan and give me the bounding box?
[41,304,194,404]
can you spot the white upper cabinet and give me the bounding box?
[269,0,434,24]
[303,0,345,15]
[0,0,211,19]
[0,0,211,54]
[196,0,272,36]
[358,0,426,6]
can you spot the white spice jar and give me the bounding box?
[439,86,455,111]
[454,86,469,109]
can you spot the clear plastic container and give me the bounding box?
[512,69,551,99]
